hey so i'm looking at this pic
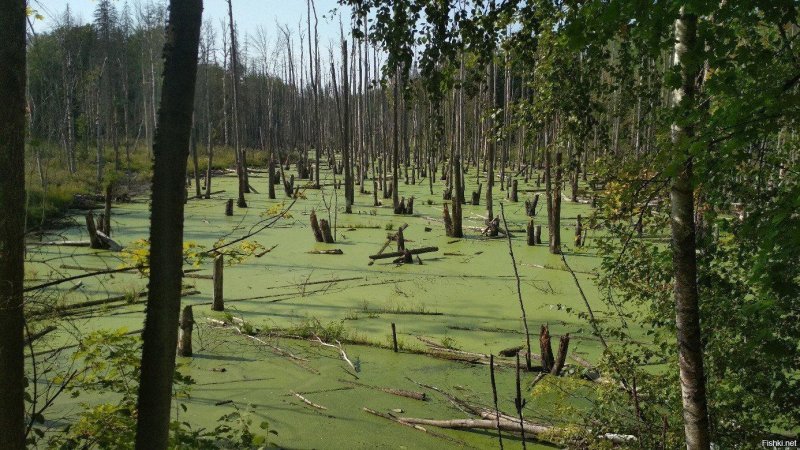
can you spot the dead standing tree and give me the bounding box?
[226,0,248,208]
[134,0,203,448]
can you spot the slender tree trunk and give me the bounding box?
[134,1,203,448]
[227,0,247,207]
[0,1,26,447]
[671,9,710,450]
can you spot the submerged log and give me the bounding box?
[369,246,439,260]
[307,249,343,255]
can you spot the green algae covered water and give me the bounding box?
[26,166,637,449]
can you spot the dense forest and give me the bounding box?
[1,0,798,449]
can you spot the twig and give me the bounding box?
[500,202,533,370]
[490,355,504,449]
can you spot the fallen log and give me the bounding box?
[369,246,438,260]
[96,230,123,251]
[291,390,328,410]
[362,408,471,447]
[398,417,551,435]
[307,249,343,255]
[341,380,427,401]
[28,241,91,247]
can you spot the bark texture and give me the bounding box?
[0,1,27,447]
[671,8,710,450]
[134,1,203,448]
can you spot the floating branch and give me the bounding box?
[291,391,328,410]
[369,246,438,260]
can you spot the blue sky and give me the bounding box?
[32,0,350,45]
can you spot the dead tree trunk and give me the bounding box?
[443,203,453,237]
[526,220,535,246]
[539,324,555,373]
[0,1,27,445]
[177,305,194,357]
[550,333,570,376]
[310,210,324,242]
[212,254,224,311]
[135,1,203,448]
[103,182,113,235]
[320,219,334,243]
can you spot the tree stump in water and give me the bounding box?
[535,225,542,244]
[487,216,500,237]
[319,219,335,243]
[395,197,406,215]
[526,220,536,246]
[471,183,482,206]
[539,324,555,372]
[525,194,539,217]
[97,213,106,235]
[103,182,113,235]
[212,255,224,311]
[284,174,295,197]
[85,212,103,249]
[443,203,454,237]
[511,179,518,202]
[397,227,406,252]
[551,333,570,375]
[575,215,583,247]
[177,305,194,357]
[310,210,324,242]
[406,197,414,215]
[225,199,233,216]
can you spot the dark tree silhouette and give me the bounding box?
[0,1,27,448]
[134,0,203,448]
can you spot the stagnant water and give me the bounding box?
[26,165,637,449]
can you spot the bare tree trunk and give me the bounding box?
[134,1,203,448]
[671,8,710,450]
[226,0,247,208]
[0,1,26,446]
